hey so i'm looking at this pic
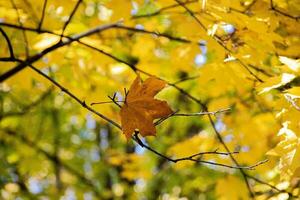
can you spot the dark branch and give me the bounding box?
[0,22,121,82]
[171,75,199,85]
[37,0,48,31]
[27,63,121,129]
[154,108,231,126]
[133,132,267,170]
[270,0,300,20]
[61,0,83,37]
[0,22,62,36]
[0,27,15,59]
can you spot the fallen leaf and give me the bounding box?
[120,76,173,138]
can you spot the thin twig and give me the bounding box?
[27,63,121,129]
[173,108,231,116]
[154,108,231,126]
[132,0,198,19]
[10,0,29,57]
[91,100,124,106]
[114,24,202,45]
[37,0,48,31]
[0,27,15,59]
[60,0,83,38]
[154,110,180,126]
[133,132,266,170]
[171,75,200,85]
[108,94,122,108]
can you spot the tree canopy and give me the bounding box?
[0,0,300,199]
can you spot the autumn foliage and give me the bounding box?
[0,0,300,199]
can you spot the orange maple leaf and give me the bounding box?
[120,76,173,139]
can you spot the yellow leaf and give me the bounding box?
[285,87,300,98]
[279,56,300,73]
[33,34,60,50]
[258,73,296,94]
[216,176,248,200]
[267,121,300,179]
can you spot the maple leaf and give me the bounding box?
[120,76,173,139]
[267,121,300,179]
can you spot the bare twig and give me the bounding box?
[60,0,83,38]
[108,94,122,108]
[114,24,202,45]
[37,0,48,31]
[132,0,198,19]
[133,132,267,170]
[91,100,124,106]
[173,108,231,116]
[10,0,29,57]
[154,108,231,126]
[27,63,121,129]
[171,75,200,85]
[154,110,180,126]
[0,27,15,59]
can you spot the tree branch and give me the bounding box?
[131,0,198,19]
[0,22,121,82]
[27,63,121,129]
[133,132,267,170]
[37,0,48,31]
[60,0,83,38]
[270,0,300,20]
[0,27,15,59]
